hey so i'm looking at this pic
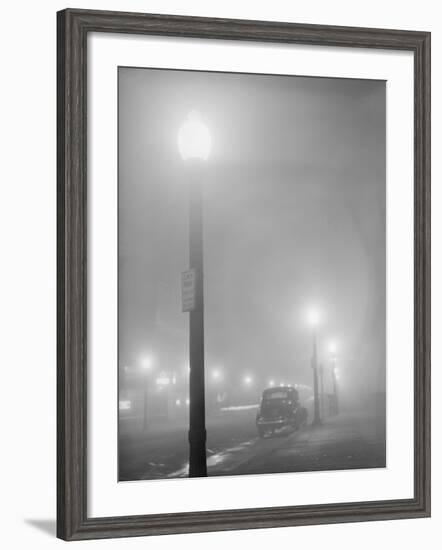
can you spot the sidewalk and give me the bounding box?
[206,410,386,477]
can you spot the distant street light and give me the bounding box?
[119,399,131,411]
[307,306,322,426]
[328,342,336,354]
[244,375,253,386]
[211,368,222,382]
[179,111,211,478]
[268,380,275,387]
[141,355,154,369]
[183,362,190,376]
[307,307,321,328]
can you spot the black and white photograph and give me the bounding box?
[118,67,387,482]
[52,7,430,542]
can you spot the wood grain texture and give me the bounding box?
[57,8,431,541]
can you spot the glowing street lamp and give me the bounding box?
[178,111,211,161]
[244,375,253,386]
[179,111,211,478]
[141,355,153,370]
[307,306,322,426]
[328,341,338,355]
[211,368,222,382]
[307,307,321,328]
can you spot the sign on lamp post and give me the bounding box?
[181,269,196,312]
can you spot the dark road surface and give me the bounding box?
[119,408,259,480]
[119,409,385,481]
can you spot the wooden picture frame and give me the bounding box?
[57,8,431,541]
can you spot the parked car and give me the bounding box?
[256,385,308,438]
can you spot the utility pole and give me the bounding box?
[187,168,207,477]
[319,363,325,418]
[311,328,322,426]
[331,358,339,415]
[178,111,211,477]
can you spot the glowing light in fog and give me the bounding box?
[178,111,211,161]
[306,306,321,327]
[141,355,153,370]
[328,340,338,354]
[212,369,222,381]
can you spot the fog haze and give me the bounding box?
[118,67,386,400]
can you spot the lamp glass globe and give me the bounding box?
[178,110,211,161]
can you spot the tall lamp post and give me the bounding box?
[328,341,339,415]
[307,308,322,427]
[178,111,211,477]
[141,355,153,431]
[319,362,325,418]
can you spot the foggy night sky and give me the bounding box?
[118,67,386,395]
